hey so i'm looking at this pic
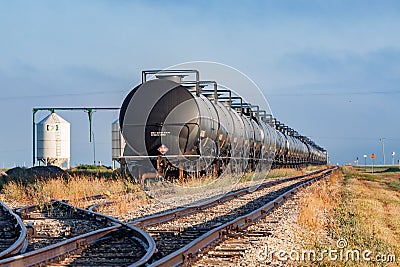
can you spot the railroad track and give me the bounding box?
[187,227,273,266]
[18,201,116,252]
[0,201,155,266]
[130,167,335,266]
[129,168,328,227]
[0,200,27,259]
[187,193,306,266]
[0,167,333,266]
[46,226,153,267]
[90,171,325,223]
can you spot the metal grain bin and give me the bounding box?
[37,113,70,168]
[112,119,126,168]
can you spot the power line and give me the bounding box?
[312,136,400,141]
[0,90,129,101]
[2,89,399,100]
[267,90,400,96]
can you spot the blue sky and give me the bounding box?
[1,0,399,167]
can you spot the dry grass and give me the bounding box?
[173,174,222,188]
[298,168,342,232]
[167,168,305,198]
[298,167,400,266]
[266,168,304,178]
[164,168,303,191]
[1,174,142,207]
[1,180,28,202]
[96,192,149,216]
[173,167,323,198]
[304,164,330,172]
[338,167,400,255]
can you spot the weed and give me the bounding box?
[266,168,303,178]
[0,174,140,207]
[298,168,342,233]
[330,167,400,266]
[297,167,399,266]
[1,181,28,202]
[386,182,400,191]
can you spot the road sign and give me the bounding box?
[157,144,169,155]
[370,153,375,159]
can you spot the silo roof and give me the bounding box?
[38,113,69,124]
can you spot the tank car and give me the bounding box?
[119,70,327,182]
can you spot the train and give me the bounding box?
[119,69,327,182]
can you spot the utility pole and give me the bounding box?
[372,157,374,174]
[380,138,386,165]
[92,132,96,165]
[363,154,367,170]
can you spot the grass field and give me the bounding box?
[352,165,400,174]
[337,167,399,264]
[298,166,399,266]
[4,164,398,266]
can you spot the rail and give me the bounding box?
[84,202,156,267]
[147,167,336,266]
[0,200,156,267]
[0,224,120,266]
[0,201,28,259]
[130,168,329,228]
[1,168,331,266]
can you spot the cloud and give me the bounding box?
[63,65,122,84]
[1,1,400,166]
[274,48,400,93]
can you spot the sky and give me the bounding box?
[0,0,399,167]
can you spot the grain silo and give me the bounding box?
[37,113,70,168]
[111,119,126,169]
